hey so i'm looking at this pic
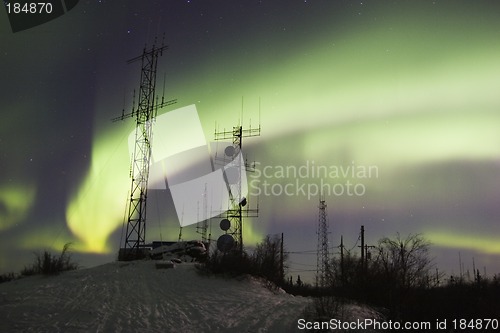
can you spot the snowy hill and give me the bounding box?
[0,261,308,332]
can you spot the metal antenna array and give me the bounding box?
[214,121,260,255]
[115,40,176,261]
[316,196,331,287]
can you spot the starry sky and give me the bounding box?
[1,0,500,282]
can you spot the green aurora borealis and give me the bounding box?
[1,1,500,278]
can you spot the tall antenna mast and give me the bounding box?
[316,196,330,288]
[115,40,176,261]
[214,101,260,255]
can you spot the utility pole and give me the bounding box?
[340,235,345,286]
[472,257,476,283]
[358,226,375,274]
[459,251,463,281]
[360,225,365,271]
[280,233,284,284]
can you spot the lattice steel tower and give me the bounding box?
[115,40,176,260]
[316,196,330,287]
[214,121,260,255]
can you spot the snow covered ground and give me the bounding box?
[0,261,310,332]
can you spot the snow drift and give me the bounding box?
[0,261,308,332]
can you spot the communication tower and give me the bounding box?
[214,113,260,255]
[115,39,176,260]
[316,196,330,287]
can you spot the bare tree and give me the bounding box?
[252,234,287,284]
[376,233,433,290]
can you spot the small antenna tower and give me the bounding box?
[196,183,209,243]
[115,37,176,261]
[214,100,260,255]
[316,196,330,288]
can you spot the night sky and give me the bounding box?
[1,1,500,282]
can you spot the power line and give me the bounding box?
[288,261,317,267]
[288,269,317,273]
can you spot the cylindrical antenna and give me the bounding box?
[259,97,261,131]
[155,96,159,118]
[132,89,136,118]
[162,72,166,104]
[121,90,126,120]
[240,96,244,127]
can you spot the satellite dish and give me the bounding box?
[220,218,231,231]
[224,145,235,156]
[217,234,235,252]
[224,167,240,184]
